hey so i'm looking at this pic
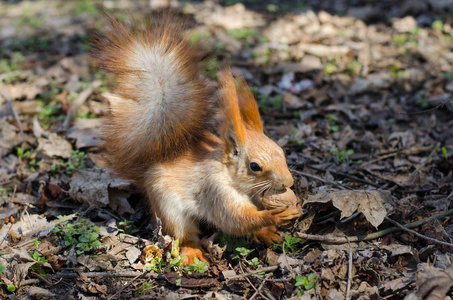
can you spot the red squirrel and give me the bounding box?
[91,14,301,264]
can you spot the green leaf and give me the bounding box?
[294,275,303,286]
[7,284,16,292]
[308,273,317,281]
[91,240,101,247]
[175,278,182,286]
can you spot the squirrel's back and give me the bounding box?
[91,15,216,184]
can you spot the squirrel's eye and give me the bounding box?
[250,162,262,172]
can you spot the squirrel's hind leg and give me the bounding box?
[181,238,209,265]
[254,225,282,246]
[145,175,208,265]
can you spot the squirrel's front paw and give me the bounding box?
[269,204,302,225]
[181,243,209,266]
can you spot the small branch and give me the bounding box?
[414,143,439,174]
[0,92,24,134]
[306,165,380,188]
[54,271,159,279]
[0,186,18,248]
[291,169,349,190]
[249,273,272,300]
[297,208,453,244]
[385,216,453,248]
[227,266,279,280]
[239,261,259,295]
[107,272,144,300]
[30,271,55,286]
[345,242,353,300]
[59,81,101,131]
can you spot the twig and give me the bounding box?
[296,208,453,244]
[239,261,260,296]
[306,165,380,188]
[0,186,18,248]
[249,273,272,300]
[59,81,101,131]
[254,276,290,282]
[291,169,349,190]
[262,289,277,300]
[107,272,144,300]
[385,216,453,248]
[227,266,279,280]
[399,97,453,115]
[0,92,24,134]
[30,271,55,286]
[21,279,40,285]
[282,241,294,275]
[345,239,352,300]
[414,143,439,174]
[54,271,159,279]
[360,153,397,167]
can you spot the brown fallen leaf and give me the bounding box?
[304,190,390,228]
[0,118,25,158]
[36,133,72,159]
[415,265,453,300]
[68,168,131,209]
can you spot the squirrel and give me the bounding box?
[91,14,301,265]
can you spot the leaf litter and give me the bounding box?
[0,0,452,299]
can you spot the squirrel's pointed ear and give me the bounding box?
[219,70,246,149]
[235,75,263,133]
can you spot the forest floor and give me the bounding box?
[1,0,453,299]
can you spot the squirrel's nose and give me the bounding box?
[283,176,294,188]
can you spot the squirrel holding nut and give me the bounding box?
[91,14,301,264]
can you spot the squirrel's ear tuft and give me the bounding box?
[219,70,246,146]
[235,75,263,132]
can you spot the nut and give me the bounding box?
[262,188,299,209]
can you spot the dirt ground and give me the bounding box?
[1,0,453,299]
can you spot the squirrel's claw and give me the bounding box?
[269,204,301,224]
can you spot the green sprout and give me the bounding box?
[273,236,301,253]
[53,218,102,255]
[146,257,167,273]
[30,251,48,276]
[330,148,355,164]
[232,247,254,260]
[442,147,448,160]
[135,282,153,296]
[183,257,207,274]
[295,273,317,296]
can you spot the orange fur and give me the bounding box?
[91,14,215,184]
[92,14,301,266]
[218,70,247,145]
[236,75,263,132]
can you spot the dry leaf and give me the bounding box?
[0,119,25,158]
[305,190,390,228]
[36,133,72,159]
[68,168,131,208]
[414,265,453,300]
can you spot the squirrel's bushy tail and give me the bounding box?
[91,14,215,183]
